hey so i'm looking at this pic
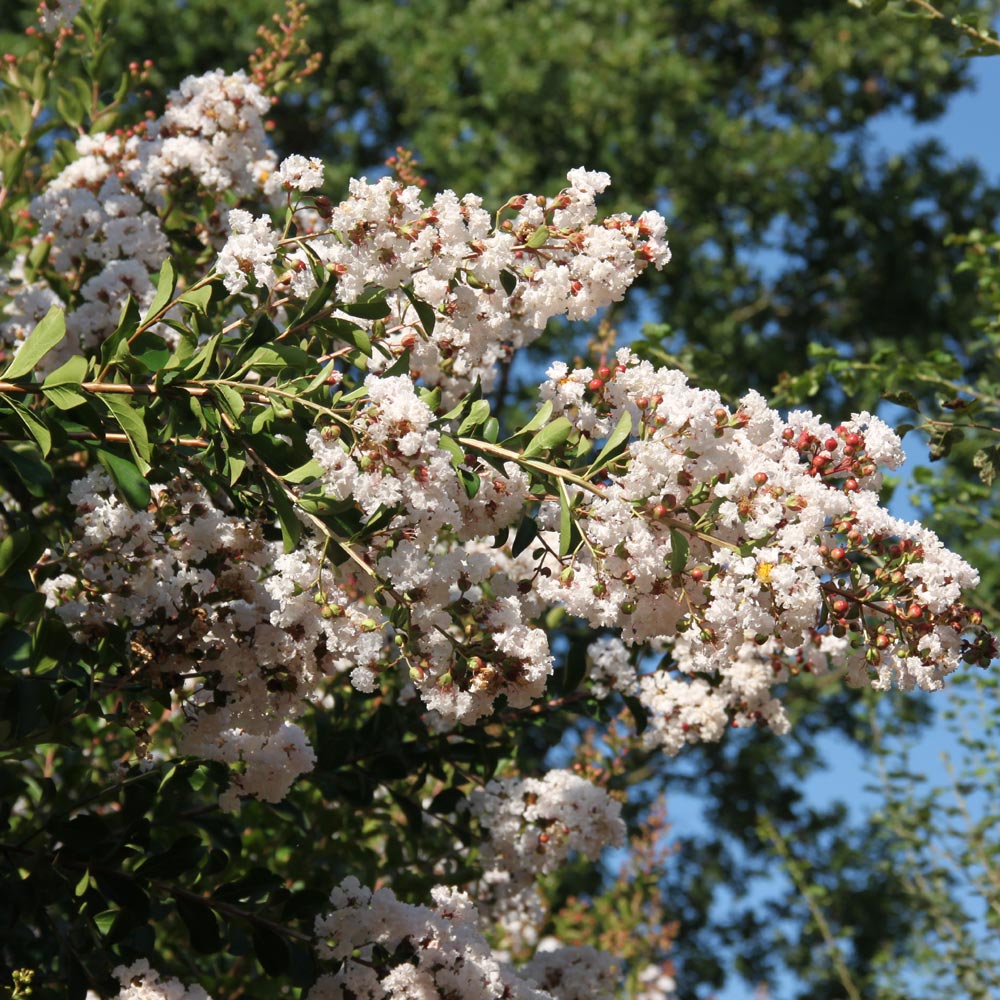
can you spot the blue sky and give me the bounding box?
[872,50,1000,183]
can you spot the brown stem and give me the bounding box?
[0,431,208,448]
[0,380,209,397]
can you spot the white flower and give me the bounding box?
[266,154,325,194]
[217,209,280,293]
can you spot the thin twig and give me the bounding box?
[758,814,863,1000]
[905,0,1000,52]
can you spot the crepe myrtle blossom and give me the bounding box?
[466,771,626,948]
[219,167,670,405]
[89,959,212,1000]
[42,332,993,802]
[308,372,552,726]
[310,878,550,1000]
[26,120,990,805]
[217,208,280,294]
[469,771,625,882]
[1,68,275,366]
[311,877,620,1000]
[41,471,385,810]
[526,348,994,752]
[521,942,620,1000]
[264,153,326,195]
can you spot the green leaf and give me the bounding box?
[342,288,390,319]
[338,323,372,358]
[213,384,245,420]
[418,385,442,412]
[268,477,302,552]
[298,275,337,321]
[185,332,223,380]
[99,297,142,370]
[93,910,117,936]
[2,395,51,456]
[95,447,151,509]
[101,394,151,472]
[74,869,91,897]
[557,479,579,557]
[526,225,549,249]
[254,924,291,976]
[460,468,481,498]
[382,349,411,378]
[305,359,339,392]
[235,344,313,376]
[223,454,245,486]
[179,282,214,315]
[174,893,222,953]
[511,515,538,558]
[1,306,66,380]
[669,528,689,575]
[586,410,633,475]
[41,354,88,410]
[426,787,465,816]
[314,317,372,357]
[882,389,921,412]
[131,332,171,373]
[439,382,484,422]
[189,765,213,792]
[282,459,324,483]
[0,526,44,579]
[439,434,465,468]
[522,416,573,459]
[0,441,53,496]
[623,695,648,734]
[402,285,437,336]
[499,270,518,296]
[143,259,177,324]
[457,399,492,435]
[510,401,553,440]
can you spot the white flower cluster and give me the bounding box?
[311,878,550,1000]
[141,69,274,197]
[264,153,325,196]
[2,69,275,365]
[470,770,625,878]
[41,470,388,809]
[586,636,639,698]
[91,959,211,1000]
[309,375,553,725]
[7,133,168,362]
[311,877,619,1000]
[221,167,670,403]
[521,943,619,1000]
[468,771,625,947]
[217,208,280,294]
[527,349,989,753]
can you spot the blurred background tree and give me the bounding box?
[3,2,999,996]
